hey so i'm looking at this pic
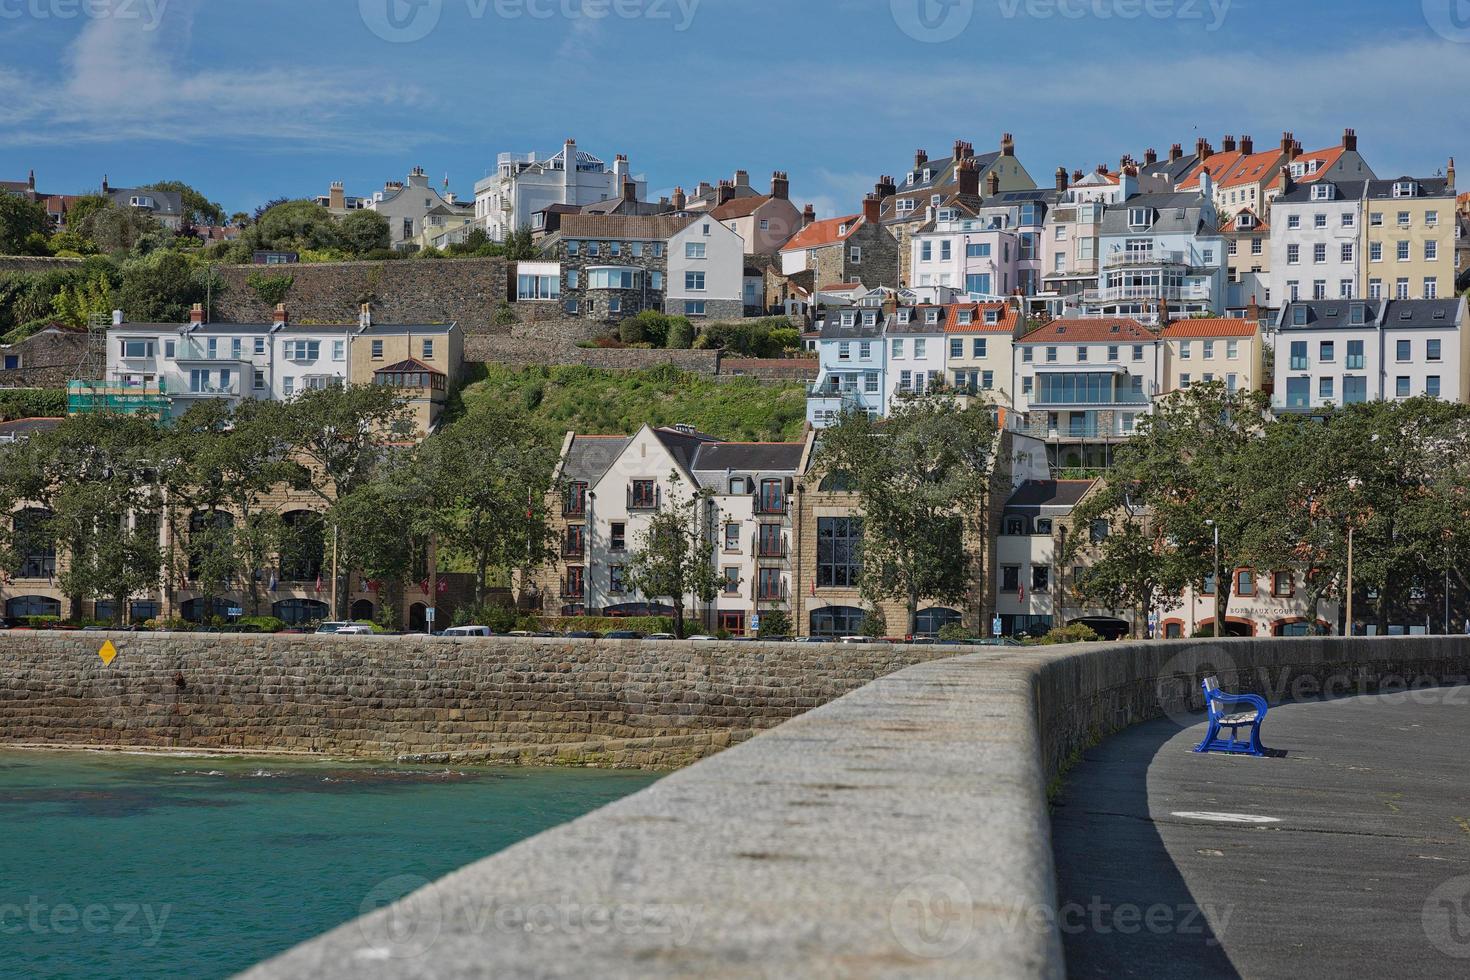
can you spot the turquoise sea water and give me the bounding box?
[0,751,659,979]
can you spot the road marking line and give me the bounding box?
[1171,811,1281,824]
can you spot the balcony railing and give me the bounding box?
[1102,249,1186,268]
[562,541,585,559]
[627,485,661,510]
[756,536,789,558]
[1014,417,1136,440]
[755,498,787,516]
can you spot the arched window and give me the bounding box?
[272,598,329,625]
[181,597,235,623]
[6,595,61,618]
[810,605,866,638]
[278,511,325,583]
[817,471,856,492]
[350,599,375,621]
[915,607,962,635]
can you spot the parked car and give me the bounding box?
[333,624,374,635]
[602,630,645,640]
[646,633,678,640]
[754,635,793,642]
[687,635,719,641]
[442,625,493,637]
[315,622,355,635]
[838,635,874,644]
[563,630,602,639]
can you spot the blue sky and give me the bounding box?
[0,0,1466,218]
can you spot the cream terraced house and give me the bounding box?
[1359,173,1457,302]
[1159,318,1263,395]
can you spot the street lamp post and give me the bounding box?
[1345,525,1354,636]
[1205,519,1220,634]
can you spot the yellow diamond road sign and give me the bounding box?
[97,640,118,666]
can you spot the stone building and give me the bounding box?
[0,324,88,387]
[778,196,901,290]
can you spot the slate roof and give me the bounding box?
[561,435,632,483]
[0,417,63,440]
[1274,179,1369,204]
[557,213,697,240]
[1004,479,1096,510]
[652,425,722,473]
[374,357,444,376]
[1362,176,1455,200]
[819,310,885,340]
[691,442,805,476]
[1100,192,1214,237]
[1276,298,1464,331]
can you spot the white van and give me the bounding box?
[442,625,492,637]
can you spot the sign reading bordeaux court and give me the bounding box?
[97,640,118,666]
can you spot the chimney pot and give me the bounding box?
[1001,132,1015,156]
[734,169,749,186]
[985,170,1000,196]
[672,186,687,210]
[953,138,965,162]
[1240,135,1253,155]
[771,171,790,200]
[1342,127,1357,152]
[189,302,205,325]
[274,303,288,325]
[802,203,816,227]
[914,148,928,169]
[1144,147,1158,165]
[862,193,880,223]
[1072,169,1085,183]
[1280,131,1294,154]
[1169,143,1183,162]
[359,303,372,329]
[1196,137,1210,159]
[1222,134,1237,152]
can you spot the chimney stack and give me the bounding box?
[802,203,816,227]
[190,303,205,325]
[1240,134,1254,156]
[986,170,1001,196]
[1195,137,1211,160]
[1342,127,1358,152]
[1447,157,1456,191]
[733,169,749,187]
[873,174,897,199]
[1097,163,1109,175]
[359,303,373,330]
[101,174,110,194]
[27,169,35,191]
[1289,140,1302,162]
[771,171,790,200]
[672,186,686,211]
[716,180,735,206]
[1246,296,1261,325]
[862,193,880,224]
[1222,134,1237,153]
[953,138,966,163]
[1072,169,1085,183]
[1001,133,1015,157]
[329,181,345,211]
[1055,166,1069,191]
[1158,295,1170,326]
[1169,143,1183,162]
[1144,147,1158,165]
[1279,131,1294,154]
[956,159,980,196]
[914,148,929,169]
[1277,166,1293,196]
[274,303,288,326]
[697,181,713,199]
[623,178,638,203]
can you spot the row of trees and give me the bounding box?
[0,386,565,628]
[1067,384,1470,636]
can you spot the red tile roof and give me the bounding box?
[943,301,1018,334]
[1161,318,1258,338]
[779,213,862,252]
[1293,145,1349,183]
[1017,318,1156,344]
[1218,149,1283,189]
[1178,150,1244,191]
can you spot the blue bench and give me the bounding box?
[1194,675,1269,757]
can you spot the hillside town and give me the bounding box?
[2,128,1469,641]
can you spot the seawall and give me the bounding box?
[244,634,1470,978]
[0,632,943,768]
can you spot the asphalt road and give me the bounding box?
[1051,686,1470,979]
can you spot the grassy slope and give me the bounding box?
[456,363,808,442]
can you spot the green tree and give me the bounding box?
[74,203,166,253]
[503,225,537,261]
[247,200,341,253]
[1063,507,1190,638]
[814,394,998,635]
[415,405,561,605]
[0,195,51,254]
[51,272,114,327]
[118,251,209,322]
[337,210,391,255]
[623,473,722,637]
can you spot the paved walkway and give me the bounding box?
[1052,686,1470,979]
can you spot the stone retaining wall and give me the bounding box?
[0,632,941,767]
[247,634,1470,979]
[464,335,722,374]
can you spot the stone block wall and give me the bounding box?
[464,336,722,374]
[0,632,944,767]
[215,258,509,333]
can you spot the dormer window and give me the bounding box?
[898,310,911,324]
[129,195,156,209]
[925,309,940,324]
[931,195,942,207]
[1292,306,1309,325]
[984,309,1000,324]
[1235,213,1254,229]
[957,310,973,325]
[1127,207,1151,228]
[1393,181,1417,198]
[922,169,933,182]
[863,312,877,326]
[840,312,855,327]
[1311,184,1333,201]
[1350,303,1366,324]
[837,223,848,235]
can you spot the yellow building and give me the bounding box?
[1159,318,1263,395]
[1360,173,1457,301]
[943,301,1020,410]
[348,312,463,435]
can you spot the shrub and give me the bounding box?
[937,622,970,642]
[665,316,695,349]
[19,615,63,628]
[534,615,675,635]
[619,315,648,345]
[235,615,287,633]
[246,271,293,307]
[142,616,192,631]
[452,601,519,633]
[1035,623,1100,645]
[493,301,517,326]
[0,388,67,421]
[756,609,791,638]
[861,607,887,638]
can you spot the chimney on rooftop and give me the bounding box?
[112,309,122,326]
[1290,140,1302,161]
[1222,134,1237,153]
[953,138,966,163]
[101,174,110,194]
[359,303,372,330]
[671,186,686,211]
[734,169,749,187]
[623,178,638,203]
[274,303,288,326]
[1055,166,1069,191]
[1072,169,1085,183]
[957,159,980,196]
[772,171,790,200]
[914,148,929,169]
[1097,163,1109,175]
[716,180,735,206]
[329,181,345,211]
[1277,166,1292,196]
[1169,143,1183,162]
[1001,132,1015,157]
[190,302,205,326]
[802,203,816,227]
[986,170,1001,196]
[862,193,880,223]
[696,181,713,198]
[27,169,35,191]
[1342,127,1358,152]
[1448,157,1456,191]
[1195,137,1211,160]
[1280,131,1294,154]
[1144,147,1158,165]
[1239,134,1254,156]
[873,174,896,199]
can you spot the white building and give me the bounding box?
[474,140,645,242]
[806,302,888,427]
[366,167,472,250]
[1273,298,1468,411]
[665,216,746,320]
[547,425,802,636]
[883,305,947,408]
[1269,179,1364,303]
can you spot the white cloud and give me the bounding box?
[0,0,436,149]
